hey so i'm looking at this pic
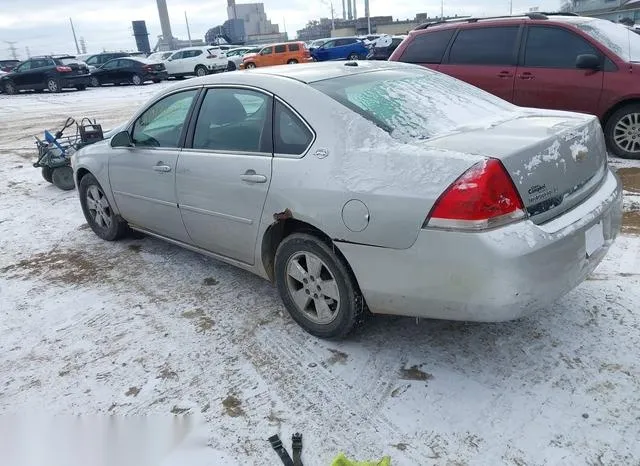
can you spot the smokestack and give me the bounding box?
[342,0,346,20]
[156,0,173,47]
[353,0,357,20]
[364,0,370,34]
[347,0,352,20]
[227,0,237,20]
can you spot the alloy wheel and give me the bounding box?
[85,185,112,229]
[90,77,99,87]
[132,74,142,85]
[285,252,341,325]
[196,67,207,77]
[613,113,640,154]
[47,79,58,92]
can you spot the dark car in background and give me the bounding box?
[0,59,20,72]
[84,52,130,71]
[390,13,640,159]
[311,37,369,61]
[90,57,167,87]
[367,35,407,60]
[0,56,90,94]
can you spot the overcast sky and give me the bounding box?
[0,0,562,59]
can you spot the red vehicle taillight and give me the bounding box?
[424,158,526,231]
[142,65,153,71]
[56,66,72,72]
[207,54,218,59]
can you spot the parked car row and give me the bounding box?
[0,56,90,94]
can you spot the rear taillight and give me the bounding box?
[142,65,153,71]
[56,66,72,72]
[207,54,218,59]
[425,158,526,231]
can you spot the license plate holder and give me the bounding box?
[585,221,604,257]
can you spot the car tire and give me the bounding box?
[131,74,143,86]
[195,65,208,77]
[347,53,359,61]
[76,84,87,91]
[605,104,640,160]
[90,76,100,87]
[287,59,298,64]
[274,233,364,339]
[46,78,61,93]
[227,61,236,71]
[51,166,75,191]
[78,173,129,241]
[3,81,17,95]
[152,79,161,83]
[245,62,256,69]
[41,166,53,183]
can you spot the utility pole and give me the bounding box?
[184,11,192,47]
[441,0,444,18]
[25,46,30,58]
[4,41,18,60]
[510,0,513,15]
[69,18,80,54]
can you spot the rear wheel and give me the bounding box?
[245,62,256,69]
[51,166,75,190]
[152,79,161,83]
[605,104,640,160]
[287,59,298,64]
[78,173,129,241]
[46,78,61,93]
[275,233,364,339]
[41,166,53,183]
[90,76,100,87]
[131,74,143,86]
[3,81,17,95]
[195,65,208,77]
[76,84,87,91]
[347,53,359,61]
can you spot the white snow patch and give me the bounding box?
[525,140,562,172]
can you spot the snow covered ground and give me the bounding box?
[1,85,640,466]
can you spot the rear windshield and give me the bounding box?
[311,69,513,141]
[58,58,84,65]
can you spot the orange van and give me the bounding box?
[241,42,312,69]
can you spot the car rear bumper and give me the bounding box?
[143,71,168,81]
[60,74,91,87]
[337,169,623,322]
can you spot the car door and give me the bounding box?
[438,25,521,102]
[117,59,135,82]
[11,61,32,88]
[176,87,273,264]
[258,46,274,66]
[98,60,119,84]
[315,40,334,61]
[273,44,287,65]
[513,25,604,115]
[108,89,199,242]
[165,51,184,75]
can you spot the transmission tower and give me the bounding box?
[79,37,87,54]
[4,41,18,60]
[25,46,31,58]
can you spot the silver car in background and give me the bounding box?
[71,61,622,339]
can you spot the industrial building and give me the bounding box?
[571,0,640,23]
[207,1,286,45]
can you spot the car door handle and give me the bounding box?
[518,72,535,80]
[153,164,172,173]
[497,71,513,78]
[241,170,267,183]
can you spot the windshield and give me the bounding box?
[311,69,514,141]
[577,18,640,62]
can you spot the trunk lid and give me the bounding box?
[424,112,608,224]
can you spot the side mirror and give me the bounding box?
[111,130,133,148]
[576,54,600,70]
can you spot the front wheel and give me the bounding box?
[76,84,87,91]
[347,53,359,61]
[605,104,640,159]
[78,173,129,241]
[41,166,53,183]
[90,76,100,87]
[275,233,364,339]
[244,62,256,69]
[46,78,61,93]
[131,74,143,86]
[287,59,298,64]
[3,81,17,95]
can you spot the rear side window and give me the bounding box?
[288,43,300,52]
[399,29,455,64]
[274,44,286,53]
[524,26,600,68]
[448,26,519,65]
[274,101,313,155]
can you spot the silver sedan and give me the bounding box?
[72,61,623,339]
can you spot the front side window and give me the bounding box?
[17,61,32,72]
[322,40,336,49]
[132,90,198,148]
[524,26,599,68]
[448,26,519,65]
[171,51,183,60]
[192,88,271,153]
[102,60,119,70]
[399,29,455,64]
[85,56,99,65]
[261,47,273,55]
[274,101,313,155]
